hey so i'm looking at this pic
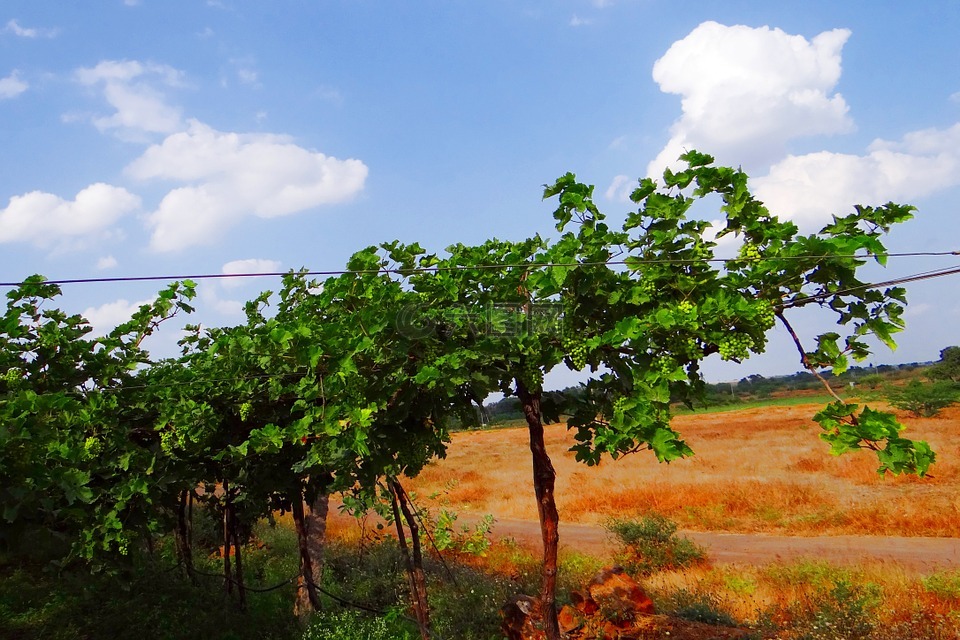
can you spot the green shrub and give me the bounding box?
[922,570,960,599]
[858,373,886,389]
[884,380,959,417]
[605,513,706,576]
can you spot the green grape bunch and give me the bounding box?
[83,436,103,459]
[519,361,544,388]
[738,242,762,261]
[612,396,627,414]
[3,367,22,388]
[563,337,589,370]
[718,333,755,361]
[677,300,695,316]
[754,300,776,330]
[239,401,253,422]
[654,356,675,375]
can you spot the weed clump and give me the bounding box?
[606,513,707,576]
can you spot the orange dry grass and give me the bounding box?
[644,560,960,632]
[406,403,960,536]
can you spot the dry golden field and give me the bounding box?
[406,402,960,537]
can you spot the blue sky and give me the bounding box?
[1,0,958,385]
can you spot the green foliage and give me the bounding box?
[813,402,935,475]
[322,535,530,640]
[884,380,959,417]
[0,551,297,640]
[538,155,930,474]
[301,610,416,640]
[0,276,197,562]
[420,508,494,557]
[605,513,706,576]
[927,346,960,382]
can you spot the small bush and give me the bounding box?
[605,513,706,576]
[884,380,959,417]
[858,373,886,389]
[922,570,960,599]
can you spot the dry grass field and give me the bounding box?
[406,401,960,537]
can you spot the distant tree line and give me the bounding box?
[471,358,945,426]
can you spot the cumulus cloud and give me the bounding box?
[648,21,853,175]
[81,298,153,337]
[74,60,184,139]
[5,19,59,38]
[97,255,118,270]
[0,71,28,99]
[221,258,282,288]
[126,120,368,251]
[569,15,592,27]
[753,122,960,228]
[0,183,141,246]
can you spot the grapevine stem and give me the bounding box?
[775,311,850,411]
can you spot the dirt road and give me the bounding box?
[489,516,960,573]
[330,509,960,573]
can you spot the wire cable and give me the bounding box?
[1,250,958,288]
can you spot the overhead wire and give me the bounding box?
[2,262,958,400]
[1,250,958,288]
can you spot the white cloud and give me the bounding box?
[904,303,933,318]
[221,258,282,288]
[648,21,853,176]
[123,0,141,6]
[753,122,960,228]
[951,91,960,104]
[225,56,260,87]
[126,120,368,251]
[236,68,258,85]
[569,15,592,27]
[5,19,59,38]
[74,60,184,139]
[0,183,140,246]
[0,71,28,99]
[312,85,343,105]
[82,298,152,337]
[97,255,118,270]
[605,174,632,201]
